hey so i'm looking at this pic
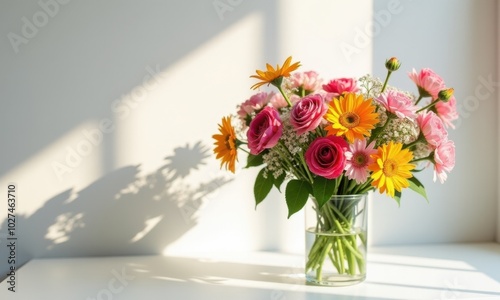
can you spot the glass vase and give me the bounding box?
[304,193,368,286]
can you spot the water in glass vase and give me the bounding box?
[305,226,367,286]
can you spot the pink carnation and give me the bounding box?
[269,92,300,109]
[417,111,448,148]
[322,78,359,98]
[433,139,455,183]
[408,68,445,99]
[290,71,323,93]
[290,94,328,135]
[305,136,348,179]
[247,106,283,155]
[435,95,459,129]
[237,92,270,121]
[376,90,418,119]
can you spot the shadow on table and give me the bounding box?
[126,249,500,299]
[0,141,232,281]
[124,255,391,300]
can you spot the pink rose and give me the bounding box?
[435,95,459,129]
[237,92,270,121]
[376,90,418,119]
[290,94,328,135]
[305,136,348,179]
[290,71,323,93]
[247,106,283,155]
[417,111,448,148]
[408,68,445,99]
[322,78,359,98]
[433,139,455,183]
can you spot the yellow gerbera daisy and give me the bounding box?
[368,141,415,198]
[250,56,301,90]
[324,93,379,143]
[212,116,238,173]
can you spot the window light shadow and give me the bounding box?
[0,141,232,282]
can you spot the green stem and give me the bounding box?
[274,143,306,179]
[416,98,440,113]
[368,114,396,145]
[298,152,314,184]
[277,85,293,107]
[328,251,340,274]
[316,240,333,281]
[411,156,432,164]
[415,94,424,105]
[380,71,392,93]
[306,197,367,282]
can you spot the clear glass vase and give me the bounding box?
[304,193,368,286]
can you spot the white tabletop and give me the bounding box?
[1,243,500,300]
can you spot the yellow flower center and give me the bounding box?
[339,112,360,129]
[383,159,398,177]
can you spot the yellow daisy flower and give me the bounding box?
[212,116,238,173]
[324,93,379,143]
[250,56,301,90]
[368,141,415,198]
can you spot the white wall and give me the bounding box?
[498,0,500,244]
[370,0,498,245]
[0,0,497,280]
[0,0,279,279]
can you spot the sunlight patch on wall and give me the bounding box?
[113,12,264,178]
[130,215,163,243]
[45,212,85,246]
[156,13,265,255]
[0,121,102,218]
[278,0,374,77]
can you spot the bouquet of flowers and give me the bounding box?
[212,56,457,285]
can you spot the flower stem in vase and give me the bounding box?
[305,194,367,286]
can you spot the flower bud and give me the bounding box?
[438,88,454,102]
[385,57,401,72]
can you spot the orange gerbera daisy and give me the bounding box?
[250,56,301,90]
[324,93,379,143]
[368,141,415,198]
[212,116,238,173]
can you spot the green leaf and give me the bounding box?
[254,168,274,208]
[273,172,286,192]
[408,176,429,202]
[394,190,402,206]
[246,153,264,168]
[285,179,312,218]
[312,176,337,208]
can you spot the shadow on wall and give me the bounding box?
[0,141,231,281]
[0,0,277,281]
